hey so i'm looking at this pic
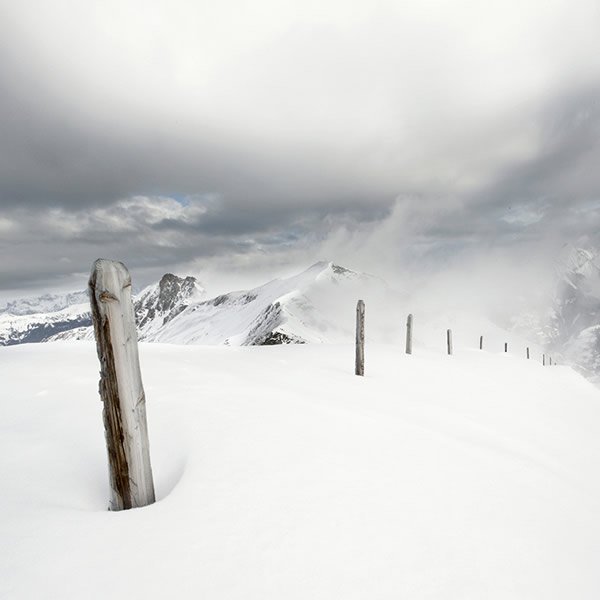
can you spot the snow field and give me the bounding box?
[1,341,600,599]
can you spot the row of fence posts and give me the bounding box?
[354,300,556,376]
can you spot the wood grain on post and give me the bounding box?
[355,300,365,376]
[406,314,413,355]
[89,259,156,511]
[447,329,453,355]
[479,335,483,350]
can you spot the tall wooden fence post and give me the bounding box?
[355,300,365,376]
[447,329,453,355]
[89,259,156,511]
[479,335,483,350]
[405,313,413,355]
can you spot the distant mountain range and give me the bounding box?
[0,262,389,347]
[5,252,600,385]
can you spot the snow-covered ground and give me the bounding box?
[2,341,600,599]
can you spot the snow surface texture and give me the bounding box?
[2,341,600,599]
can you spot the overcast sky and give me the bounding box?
[1,0,599,300]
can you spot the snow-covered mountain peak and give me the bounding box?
[135,273,205,334]
[301,261,363,279]
[270,261,375,292]
[137,273,204,313]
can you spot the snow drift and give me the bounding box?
[1,341,600,599]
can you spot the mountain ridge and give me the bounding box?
[0,262,387,347]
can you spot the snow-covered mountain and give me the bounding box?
[547,245,600,382]
[0,288,95,345]
[499,245,600,383]
[138,261,390,345]
[0,303,92,346]
[1,262,391,347]
[0,273,204,346]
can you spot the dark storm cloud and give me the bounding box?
[1,0,600,296]
[481,87,600,206]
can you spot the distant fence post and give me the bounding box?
[504,342,508,353]
[447,329,453,355]
[405,314,413,355]
[543,354,546,366]
[526,347,530,359]
[89,259,156,511]
[549,356,553,366]
[479,335,483,350]
[355,300,365,376]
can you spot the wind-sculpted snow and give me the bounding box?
[2,342,600,599]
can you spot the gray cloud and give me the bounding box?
[1,0,600,298]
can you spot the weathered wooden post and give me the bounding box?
[543,354,546,366]
[526,347,530,359]
[89,259,156,511]
[504,342,508,353]
[479,335,483,350]
[355,300,365,376]
[447,329,453,355]
[405,313,413,355]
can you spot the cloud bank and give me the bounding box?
[1,0,599,301]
